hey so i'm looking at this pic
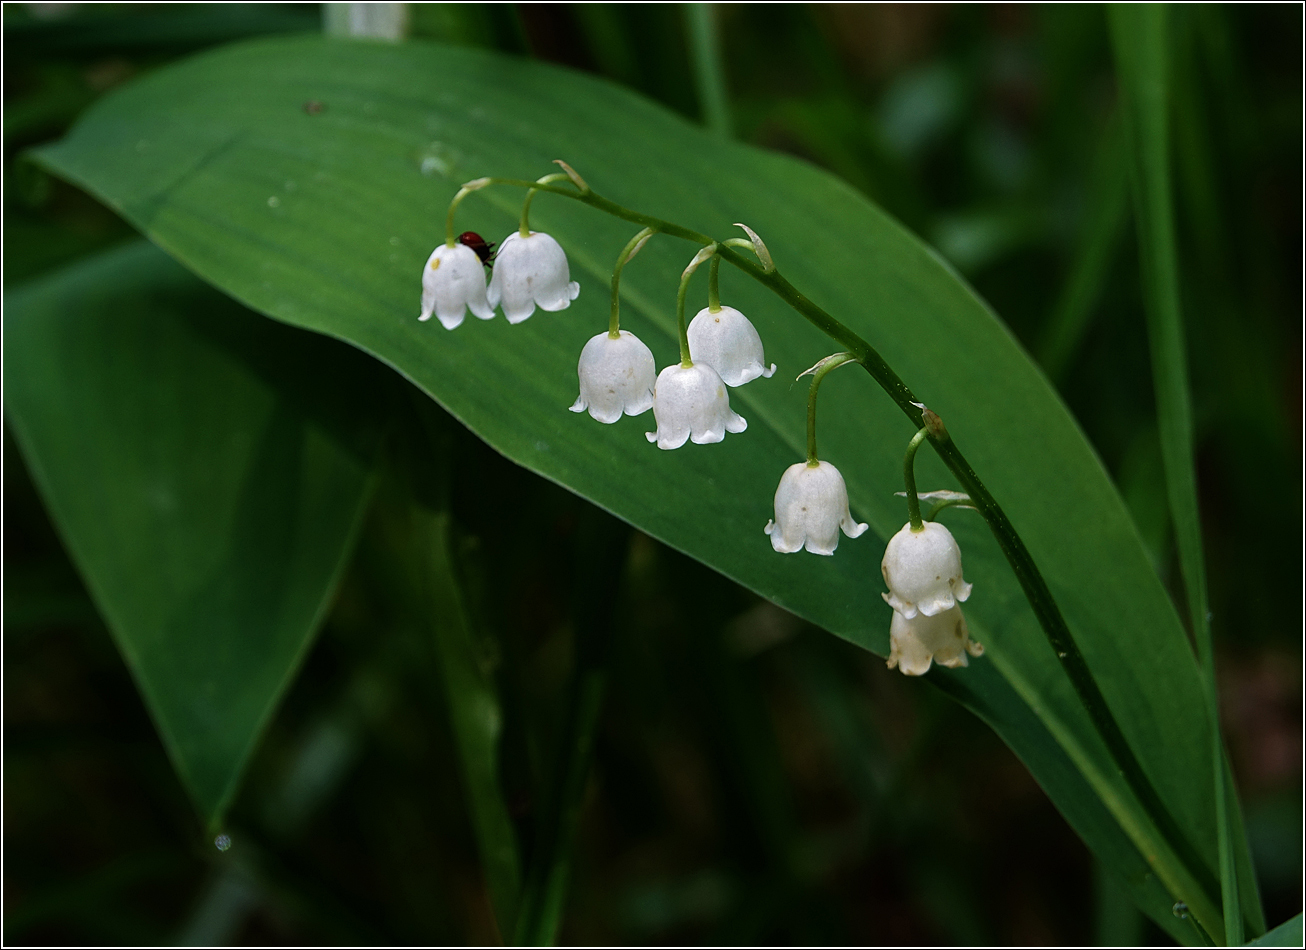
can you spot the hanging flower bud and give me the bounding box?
[419,243,495,329]
[887,605,984,676]
[645,363,746,450]
[486,231,580,323]
[686,306,776,387]
[764,461,867,555]
[569,331,656,423]
[880,521,973,619]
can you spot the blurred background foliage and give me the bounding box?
[3,3,1300,945]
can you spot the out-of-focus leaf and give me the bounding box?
[1110,7,1262,941]
[418,505,521,938]
[3,240,383,823]
[34,36,1240,939]
[1036,113,1128,383]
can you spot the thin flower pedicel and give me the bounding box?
[765,353,865,555]
[572,227,657,423]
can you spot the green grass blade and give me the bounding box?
[513,512,628,945]
[419,505,522,939]
[1109,5,1252,943]
[686,3,732,137]
[1037,111,1129,384]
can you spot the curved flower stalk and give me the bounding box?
[420,178,496,329]
[765,460,867,555]
[646,244,748,450]
[487,230,580,323]
[645,362,746,449]
[881,425,982,675]
[570,330,656,422]
[419,242,495,329]
[765,352,865,554]
[572,227,658,423]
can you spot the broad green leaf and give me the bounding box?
[33,36,1244,939]
[4,240,382,824]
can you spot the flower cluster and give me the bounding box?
[881,521,983,675]
[420,229,578,329]
[419,167,984,679]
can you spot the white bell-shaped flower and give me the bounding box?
[887,605,984,676]
[569,330,656,423]
[419,242,495,329]
[686,305,776,387]
[764,461,868,555]
[880,520,973,619]
[486,231,580,324]
[645,362,746,450]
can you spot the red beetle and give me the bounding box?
[457,231,496,267]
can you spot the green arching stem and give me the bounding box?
[609,227,656,338]
[708,255,722,312]
[444,179,490,247]
[926,498,971,521]
[804,353,858,464]
[676,244,716,366]
[519,172,571,238]
[902,427,930,531]
[474,174,1224,931]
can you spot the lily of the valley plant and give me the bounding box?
[413,162,1223,940]
[419,168,985,677]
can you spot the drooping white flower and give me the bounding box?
[569,330,656,423]
[486,230,580,324]
[419,242,495,329]
[764,461,868,555]
[645,362,746,450]
[686,305,776,387]
[887,605,984,676]
[880,520,973,619]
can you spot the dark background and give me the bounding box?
[4,4,1301,944]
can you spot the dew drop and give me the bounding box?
[1057,651,1067,658]
[1172,901,1188,919]
[214,833,232,852]
[267,196,280,208]
[418,142,462,178]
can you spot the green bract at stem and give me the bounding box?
[445,177,492,247]
[927,497,970,521]
[902,426,930,530]
[677,244,717,367]
[798,353,858,465]
[609,227,656,338]
[707,255,722,312]
[518,172,572,238]
[475,173,1222,928]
